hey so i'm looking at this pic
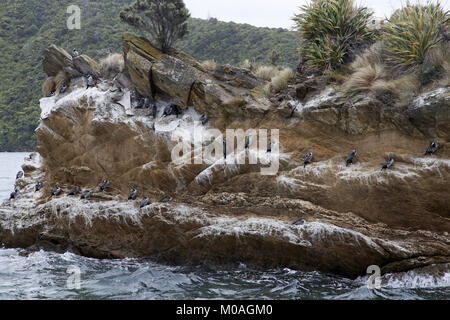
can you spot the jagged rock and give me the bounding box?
[43,45,80,78]
[213,64,263,89]
[407,88,450,140]
[73,55,100,77]
[122,34,270,117]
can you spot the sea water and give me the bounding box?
[0,153,448,300]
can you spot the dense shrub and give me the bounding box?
[293,0,375,70]
[382,2,449,68]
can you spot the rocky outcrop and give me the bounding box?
[43,45,80,78]
[1,35,449,278]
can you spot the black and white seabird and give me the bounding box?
[289,105,297,118]
[99,180,109,192]
[16,171,24,179]
[267,143,272,153]
[159,196,173,203]
[136,98,145,109]
[60,85,68,94]
[200,114,209,126]
[140,197,150,208]
[80,190,91,199]
[86,75,95,89]
[128,189,138,200]
[51,185,62,197]
[143,97,151,109]
[245,136,250,149]
[68,186,80,196]
[163,104,183,118]
[292,219,305,226]
[35,182,44,192]
[304,152,313,168]
[425,142,439,156]
[72,49,80,58]
[346,150,357,167]
[223,140,227,159]
[381,158,394,171]
[151,104,158,119]
[10,189,18,200]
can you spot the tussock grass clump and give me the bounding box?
[271,68,294,92]
[200,60,217,72]
[344,63,388,93]
[254,65,279,80]
[382,2,449,68]
[293,0,375,70]
[99,53,125,79]
[343,42,392,94]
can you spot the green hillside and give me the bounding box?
[0,0,299,151]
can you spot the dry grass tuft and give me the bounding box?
[99,53,125,79]
[254,65,280,81]
[200,60,217,72]
[270,68,294,92]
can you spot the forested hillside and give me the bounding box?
[0,0,299,151]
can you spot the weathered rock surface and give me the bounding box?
[43,45,80,78]
[1,35,449,278]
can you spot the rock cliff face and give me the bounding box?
[0,35,449,278]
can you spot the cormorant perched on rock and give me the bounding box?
[99,180,109,192]
[304,152,313,168]
[60,85,68,94]
[292,219,305,226]
[128,189,138,200]
[151,104,158,119]
[245,136,250,149]
[35,182,43,192]
[72,49,80,58]
[223,140,227,159]
[425,142,439,156]
[289,105,297,118]
[135,98,144,109]
[86,75,95,89]
[159,196,173,203]
[143,97,151,109]
[346,150,357,167]
[200,114,209,125]
[381,158,394,171]
[140,197,150,208]
[80,190,91,199]
[110,87,124,102]
[10,189,18,200]
[68,186,80,196]
[51,185,62,197]
[16,171,24,179]
[163,104,183,118]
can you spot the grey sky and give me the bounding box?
[184,0,449,29]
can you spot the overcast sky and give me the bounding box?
[184,0,449,29]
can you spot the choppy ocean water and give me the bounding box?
[0,153,448,300]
